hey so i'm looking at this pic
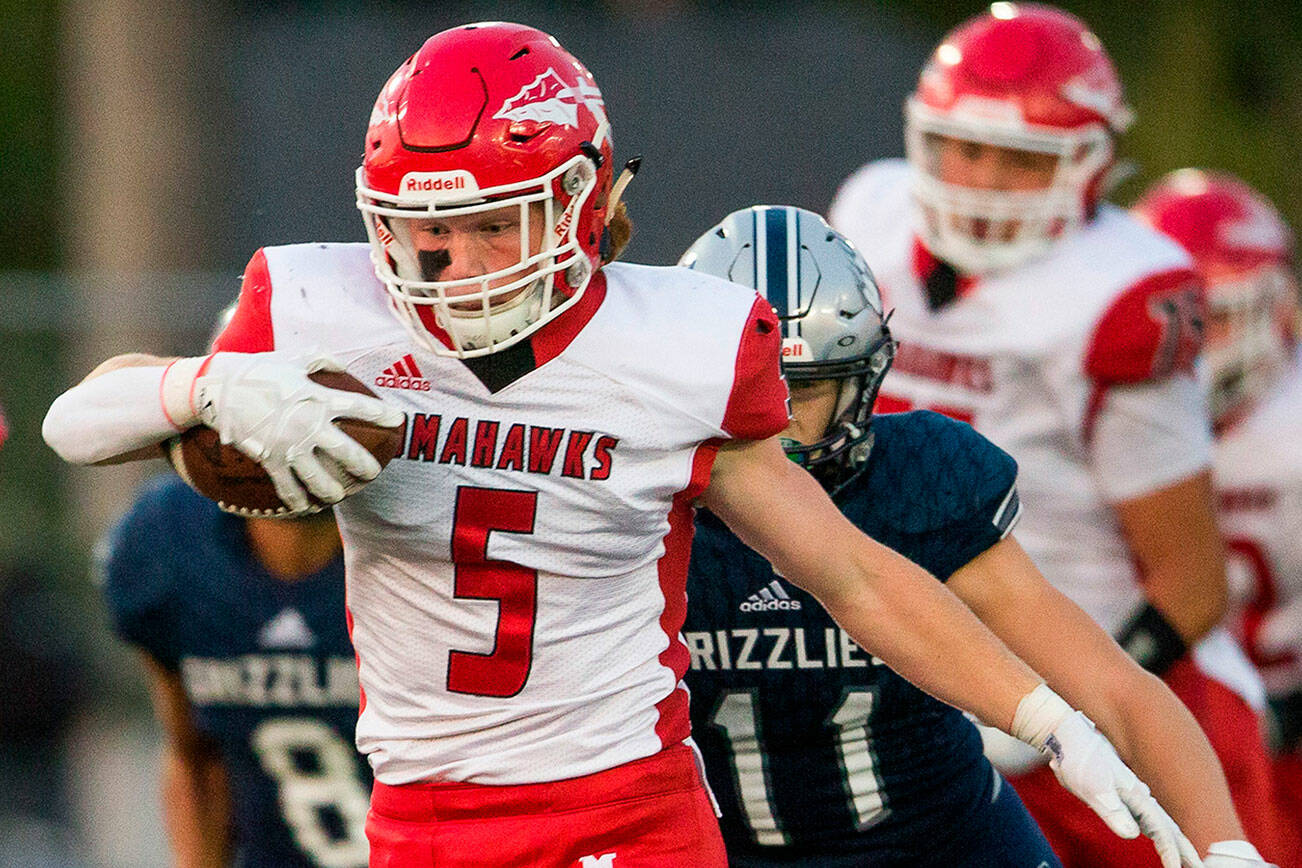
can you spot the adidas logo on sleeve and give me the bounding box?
[739,579,802,612]
[375,354,432,391]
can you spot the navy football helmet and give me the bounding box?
[681,206,895,492]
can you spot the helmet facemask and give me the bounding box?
[906,97,1114,274]
[781,333,896,495]
[1203,263,1300,426]
[357,149,601,358]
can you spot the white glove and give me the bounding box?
[1012,684,1204,868]
[1204,840,1277,868]
[162,352,406,513]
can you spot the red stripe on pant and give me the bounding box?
[365,743,727,868]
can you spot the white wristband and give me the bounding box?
[1011,683,1076,751]
[159,354,215,429]
[1207,841,1265,860]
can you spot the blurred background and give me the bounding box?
[1,0,1298,863]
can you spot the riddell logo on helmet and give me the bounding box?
[781,338,812,359]
[399,171,480,202]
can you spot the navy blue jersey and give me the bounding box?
[100,476,371,868]
[685,411,1036,866]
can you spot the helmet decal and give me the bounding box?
[493,68,608,132]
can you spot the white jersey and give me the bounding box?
[830,159,1209,632]
[1216,359,1302,698]
[215,244,790,786]
[830,160,1262,705]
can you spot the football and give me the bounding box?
[167,370,404,518]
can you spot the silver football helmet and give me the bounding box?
[680,205,895,492]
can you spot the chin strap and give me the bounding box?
[606,157,642,221]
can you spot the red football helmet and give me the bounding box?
[905,3,1133,273]
[357,23,614,357]
[1134,169,1299,427]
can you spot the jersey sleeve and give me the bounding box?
[1089,375,1213,502]
[211,248,276,352]
[97,478,185,670]
[868,412,1021,580]
[721,294,790,441]
[1083,268,1204,385]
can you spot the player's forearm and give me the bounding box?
[803,539,1042,732]
[1140,556,1228,644]
[1098,671,1244,852]
[44,364,181,464]
[42,353,210,465]
[1115,471,1228,645]
[160,749,230,868]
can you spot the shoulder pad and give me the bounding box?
[99,477,206,657]
[722,294,790,441]
[867,411,1018,534]
[827,159,910,233]
[1084,268,1205,384]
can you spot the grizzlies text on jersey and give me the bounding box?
[685,411,1057,867]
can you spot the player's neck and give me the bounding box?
[244,516,342,582]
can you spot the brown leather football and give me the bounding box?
[167,370,404,518]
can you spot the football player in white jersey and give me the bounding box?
[1135,170,1302,868]
[46,22,1201,868]
[827,4,1280,867]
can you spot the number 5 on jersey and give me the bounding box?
[448,486,539,697]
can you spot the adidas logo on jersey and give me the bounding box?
[739,579,802,612]
[376,354,431,391]
[258,607,316,650]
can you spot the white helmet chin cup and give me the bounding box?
[439,279,548,352]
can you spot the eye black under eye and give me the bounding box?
[418,249,451,280]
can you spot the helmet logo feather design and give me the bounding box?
[493,68,608,132]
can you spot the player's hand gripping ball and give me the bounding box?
[168,369,404,517]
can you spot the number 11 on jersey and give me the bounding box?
[710,687,890,846]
